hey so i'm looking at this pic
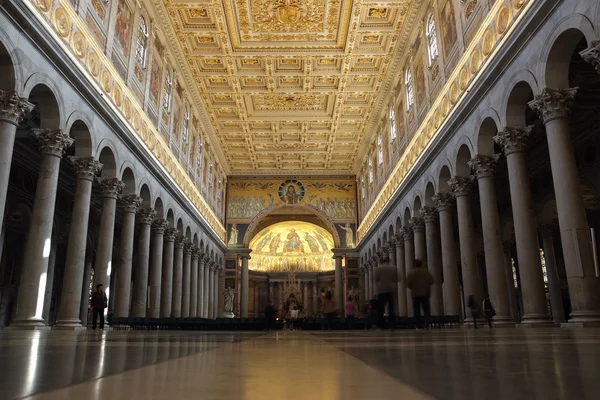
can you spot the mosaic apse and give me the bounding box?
[248,221,335,273]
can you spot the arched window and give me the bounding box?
[377,136,384,165]
[368,159,374,184]
[389,106,397,140]
[163,70,172,112]
[208,161,214,185]
[196,136,203,169]
[361,176,366,199]
[135,16,148,66]
[182,107,190,143]
[405,69,414,108]
[426,14,439,66]
[217,178,222,201]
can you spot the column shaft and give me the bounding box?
[422,208,444,316]
[114,195,141,318]
[181,244,192,317]
[148,220,166,318]
[241,256,249,317]
[190,250,198,317]
[197,256,205,317]
[334,255,343,309]
[12,129,73,327]
[171,238,184,318]
[394,238,407,316]
[403,229,415,316]
[78,253,93,326]
[131,209,155,317]
[503,242,519,322]
[159,229,177,317]
[540,226,566,323]
[203,259,210,317]
[56,157,102,328]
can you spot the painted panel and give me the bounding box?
[440,0,458,58]
[114,0,134,59]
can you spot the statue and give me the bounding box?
[339,223,355,248]
[222,286,235,318]
[227,224,239,247]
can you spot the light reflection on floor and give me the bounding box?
[0,329,599,399]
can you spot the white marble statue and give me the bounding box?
[224,286,235,313]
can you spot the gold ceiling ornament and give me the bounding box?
[250,0,324,33]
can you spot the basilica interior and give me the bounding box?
[1,0,600,399]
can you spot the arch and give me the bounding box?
[455,144,472,177]
[166,209,175,229]
[241,203,341,248]
[68,119,94,158]
[539,16,596,89]
[98,146,117,178]
[0,39,16,91]
[139,184,151,208]
[121,168,136,195]
[199,239,205,253]
[193,233,198,247]
[500,70,538,126]
[413,196,422,217]
[210,249,215,261]
[204,243,209,255]
[424,182,436,207]
[476,116,500,156]
[388,223,394,239]
[539,199,558,224]
[381,233,387,247]
[403,206,411,226]
[505,80,535,127]
[438,165,452,193]
[25,83,61,129]
[395,216,402,233]
[154,197,164,219]
[185,226,192,240]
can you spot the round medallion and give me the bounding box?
[441,98,449,116]
[113,85,123,107]
[449,84,458,104]
[459,68,469,90]
[496,6,511,35]
[278,179,304,205]
[54,8,70,38]
[141,122,148,140]
[470,50,481,74]
[35,0,52,13]
[72,32,86,59]
[482,29,495,57]
[426,121,433,139]
[512,0,527,10]
[133,112,141,130]
[87,52,100,77]
[100,70,112,93]
[434,110,441,129]
[124,99,132,120]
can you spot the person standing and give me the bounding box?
[467,295,479,329]
[482,296,495,328]
[406,259,434,329]
[345,296,355,329]
[264,301,276,331]
[322,291,335,330]
[375,261,398,329]
[91,284,108,330]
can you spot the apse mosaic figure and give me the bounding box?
[278,179,304,204]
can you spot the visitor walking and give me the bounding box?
[467,295,479,328]
[406,259,434,329]
[483,296,495,328]
[264,301,276,331]
[345,296,355,329]
[91,284,107,330]
[322,291,335,330]
[375,261,398,329]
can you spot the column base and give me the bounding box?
[491,317,518,327]
[53,324,86,331]
[53,318,85,330]
[7,322,51,331]
[516,321,558,328]
[221,312,234,318]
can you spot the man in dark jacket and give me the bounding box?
[375,262,398,329]
[406,259,434,329]
[264,301,277,331]
[91,284,108,330]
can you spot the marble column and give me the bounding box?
[241,256,250,318]
[358,270,365,314]
[12,129,73,328]
[181,242,192,317]
[580,39,600,73]
[203,257,210,318]
[171,236,185,318]
[469,155,512,323]
[78,253,93,326]
[529,88,600,323]
[131,208,155,317]
[312,283,318,315]
[421,207,444,316]
[190,247,199,317]
[364,267,370,301]
[502,241,519,322]
[0,92,34,238]
[197,252,205,317]
[411,218,427,266]
[449,176,482,323]
[495,127,550,323]
[210,262,217,318]
[148,219,167,318]
[387,240,399,312]
[334,254,343,309]
[218,268,224,317]
[55,157,103,329]
[539,224,566,323]
[92,178,124,302]
[394,235,407,316]
[42,237,58,324]
[160,228,177,317]
[402,227,415,316]
[114,195,141,318]
[433,193,461,317]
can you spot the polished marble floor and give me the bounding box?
[0,328,599,399]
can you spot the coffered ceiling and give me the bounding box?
[156,0,418,175]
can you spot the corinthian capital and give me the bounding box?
[401,226,413,241]
[432,192,454,211]
[97,178,124,199]
[421,206,438,223]
[184,241,193,254]
[118,194,142,213]
[468,154,499,179]
[30,129,74,157]
[528,87,578,123]
[580,39,600,74]
[164,227,178,242]
[69,156,103,181]
[137,208,156,225]
[409,217,425,233]
[151,219,168,234]
[448,176,474,197]
[0,91,34,126]
[174,235,186,249]
[494,126,533,155]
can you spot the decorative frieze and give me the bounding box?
[528,87,578,123]
[0,91,34,126]
[494,125,533,155]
